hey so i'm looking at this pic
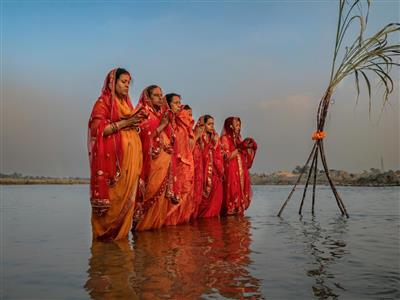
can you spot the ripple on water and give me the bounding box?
[2,185,400,299]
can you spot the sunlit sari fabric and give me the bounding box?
[165,108,195,225]
[220,117,257,216]
[133,88,175,231]
[88,69,142,241]
[196,122,224,218]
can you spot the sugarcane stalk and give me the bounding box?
[277,143,317,217]
[299,150,318,215]
[278,0,399,218]
[311,144,319,215]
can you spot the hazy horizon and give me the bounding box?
[2,1,399,178]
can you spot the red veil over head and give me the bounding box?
[221,116,242,146]
[136,85,168,115]
[136,85,168,187]
[221,116,257,168]
[88,68,134,216]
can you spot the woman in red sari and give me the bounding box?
[220,117,257,216]
[88,68,146,241]
[164,94,195,226]
[132,85,178,231]
[195,115,224,218]
[190,116,204,220]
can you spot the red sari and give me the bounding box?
[165,108,195,225]
[88,69,142,241]
[195,119,224,219]
[220,117,257,216]
[191,118,204,219]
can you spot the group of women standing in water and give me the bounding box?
[88,68,257,241]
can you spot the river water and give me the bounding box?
[2,185,399,299]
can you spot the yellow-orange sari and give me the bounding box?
[90,98,142,240]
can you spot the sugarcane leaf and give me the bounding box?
[354,69,361,105]
[359,69,372,116]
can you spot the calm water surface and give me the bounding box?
[2,185,399,299]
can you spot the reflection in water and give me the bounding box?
[280,216,349,299]
[85,240,139,299]
[85,217,264,299]
[305,217,348,300]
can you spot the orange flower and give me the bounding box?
[312,131,327,140]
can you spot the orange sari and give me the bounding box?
[88,70,142,241]
[133,88,174,231]
[165,108,195,225]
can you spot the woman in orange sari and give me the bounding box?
[195,115,224,218]
[220,117,257,216]
[132,86,177,231]
[164,94,195,226]
[88,68,146,241]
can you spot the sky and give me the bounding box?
[1,0,399,178]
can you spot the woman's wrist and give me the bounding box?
[156,124,165,134]
[117,120,126,130]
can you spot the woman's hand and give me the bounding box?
[103,110,147,136]
[194,125,204,140]
[122,112,146,129]
[229,149,240,160]
[213,133,219,143]
[156,111,170,134]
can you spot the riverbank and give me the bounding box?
[1,169,399,186]
[251,169,400,186]
[0,177,89,185]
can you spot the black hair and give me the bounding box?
[146,85,161,97]
[115,68,130,81]
[183,104,191,110]
[165,93,181,107]
[203,114,213,124]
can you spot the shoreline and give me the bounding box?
[2,169,399,186]
[0,178,89,185]
[1,179,398,187]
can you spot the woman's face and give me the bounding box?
[205,117,214,134]
[169,96,181,113]
[232,118,241,134]
[149,87,163,108]
[115,74,131,98]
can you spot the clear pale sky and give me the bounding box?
[2,0,399,177]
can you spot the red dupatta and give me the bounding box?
[221,117,257,168]
[197,121,224,218]
[201,129,223,199]
[220,117,257,215]
[88,69,134,216]
[173,107,195,197]
[192,117,205,219]
[135,87,170,192]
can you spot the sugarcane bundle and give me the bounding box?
[278,0,400,218]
